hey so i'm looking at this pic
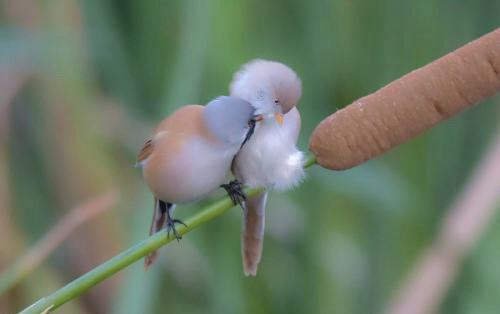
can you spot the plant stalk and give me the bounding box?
[20,154,316,313]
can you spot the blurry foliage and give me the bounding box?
[0,0,499,313]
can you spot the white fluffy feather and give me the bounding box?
[233,108,304,190]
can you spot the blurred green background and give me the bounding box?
[0,0,499,313]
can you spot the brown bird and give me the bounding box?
[137,96,255,268]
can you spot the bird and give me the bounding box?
[137,96,256,268]
[229,59,305,276]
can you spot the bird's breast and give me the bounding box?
[144,136,237,203]
[234,122,305,190]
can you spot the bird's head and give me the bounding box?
[230,59,302,126]
[203,96,255,146]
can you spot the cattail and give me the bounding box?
[310,28,500,170]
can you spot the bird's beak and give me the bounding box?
[254,114,264,122]
[274,112,284,126]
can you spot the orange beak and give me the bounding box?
[254,114,264,122]
[274,112,284,126]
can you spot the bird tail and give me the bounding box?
[144,197,172,270]
[241,191,267,276]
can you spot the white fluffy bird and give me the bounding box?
[230,59,305,276]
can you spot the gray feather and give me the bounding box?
[203,96,255,145]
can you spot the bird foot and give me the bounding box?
[166,217,187,242]
[221,179,246,209]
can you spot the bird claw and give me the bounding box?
[221,180,247,209]
[166,217,187,242]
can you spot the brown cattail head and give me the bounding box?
[310,28,500,170]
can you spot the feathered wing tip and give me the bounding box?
[242,191,268,276]
[144,197,167,270]
[137,138,154,168]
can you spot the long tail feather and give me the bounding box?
[242,191,267,276]
[144,198,168,270]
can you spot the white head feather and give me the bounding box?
[230,59,302,120]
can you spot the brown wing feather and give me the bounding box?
[138,104,215,166]
[137,138,154,164]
